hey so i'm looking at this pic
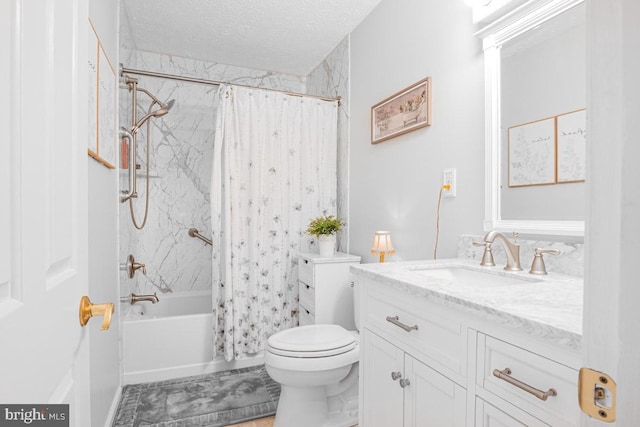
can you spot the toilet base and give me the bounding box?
[272,364,358,427]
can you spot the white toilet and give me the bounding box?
[264,286,360,427]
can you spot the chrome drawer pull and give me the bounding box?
[493,368,558,401]
[399,378,411,388]
[391,371,402,381]
[386,316,419,332]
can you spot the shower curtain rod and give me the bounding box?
[120,65,341,105]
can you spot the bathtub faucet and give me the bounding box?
[128,292,159,304]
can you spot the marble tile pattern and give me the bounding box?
[306,37,350,253]
[119,6,137,71]
[113,365,280,427]
[119,50,311,295]
[134,51,307,94]
[351,258,584,351]
[457,234,585,277]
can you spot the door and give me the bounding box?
[404,355,466,427]
[361,329,405,427]
[0,0,91,424]
[583,0,640,424]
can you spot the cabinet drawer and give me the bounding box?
[477,335,579,426]
[475,397,549,426]
[299,305,315,326]
[298,257,314,285]
[364,288,466,380]
[299,281,315,313]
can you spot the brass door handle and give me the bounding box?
[79,296,115,330]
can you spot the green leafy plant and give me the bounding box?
[305,215,345,237]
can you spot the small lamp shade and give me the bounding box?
[371,231,395,263]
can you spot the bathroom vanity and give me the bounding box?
[353,259,583,426]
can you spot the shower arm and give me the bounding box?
[120,127,137,203]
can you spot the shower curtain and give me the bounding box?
[211,84,338,361]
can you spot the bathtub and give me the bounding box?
[121,290,263,384]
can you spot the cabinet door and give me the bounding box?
[405,356,466,427]
[475,398,550,427]
[362,329,405,427]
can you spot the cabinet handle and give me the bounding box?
[399,378,411,388]
[386,315,419,332]
[391,371,402,381]
[493,368,558,401]
[305,284,310,289]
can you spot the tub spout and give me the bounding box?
[129,292,159,304]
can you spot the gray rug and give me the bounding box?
[113,365,280,427]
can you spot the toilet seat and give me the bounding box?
[267,324,356,358]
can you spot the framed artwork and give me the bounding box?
[371,77,431,144]
[87,18,116,169]
[97,42,116,168]
[556,109,586,183]
[508,117,556,187]
[88,22,98,156]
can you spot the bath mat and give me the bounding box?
[112,365,280,427]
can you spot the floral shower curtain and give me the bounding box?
[211,84,338,361]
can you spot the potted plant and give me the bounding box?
[306,215,344,257]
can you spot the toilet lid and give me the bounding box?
[267,325,356,358]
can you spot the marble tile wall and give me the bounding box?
[307,36,350,253]
[458,234,584,277]
[119,51,310,295]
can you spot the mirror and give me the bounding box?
[479,0,586,236]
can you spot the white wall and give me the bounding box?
[349,0,485,262]
[88,1,120,425]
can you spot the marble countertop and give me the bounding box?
[351,258,584,351]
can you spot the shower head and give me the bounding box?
[153,99,175,118]
[131,99,175,134]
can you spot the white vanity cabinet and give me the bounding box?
[297,252,360,328]
[359,280,468,427]
[362,329,467,427]
[475,334,580,426]
[354,263,582,427]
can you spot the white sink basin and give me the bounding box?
[408,266,538,287]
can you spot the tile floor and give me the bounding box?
[227,415,275,427]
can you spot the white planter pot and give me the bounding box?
[318,235,336,257]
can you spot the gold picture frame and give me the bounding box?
[371,77,431,144]
[508,116,556,187]
[87,18,116,169]
[556,109,586,183]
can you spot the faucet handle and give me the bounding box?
[126,254,147,278]
[529,248,560,275]
[133,262,147,275]
[473,241,496,267]
[512,231,519,242]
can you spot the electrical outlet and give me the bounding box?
[443,168,456,197]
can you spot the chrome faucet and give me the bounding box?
[128,293,159,304]
[482,230,522,271]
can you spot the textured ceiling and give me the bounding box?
[122,0,381,76]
